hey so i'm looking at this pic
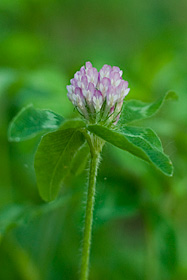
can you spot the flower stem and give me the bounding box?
[80,151,100,280]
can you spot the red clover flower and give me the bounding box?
[67,62,130,125]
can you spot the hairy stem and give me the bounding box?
[80,151,100,280]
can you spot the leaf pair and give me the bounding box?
[8,91,177,202]
[8,91,177,142]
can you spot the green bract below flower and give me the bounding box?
[67,62,130,125]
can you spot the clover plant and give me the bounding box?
[8,62,177,280]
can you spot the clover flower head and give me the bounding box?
[67,62,130,125]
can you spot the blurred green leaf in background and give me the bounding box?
[0,0,187,279]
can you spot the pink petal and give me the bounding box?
[88,82,95,95]
[75,87,83,98]
[81,75,88,89]
[86,61,92,69]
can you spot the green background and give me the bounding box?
[0,0,187,279]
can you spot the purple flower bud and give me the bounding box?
[86,82,95,102]
[67,62,130,125]
[99,77,111,97]
[100,64,112,80]
[86,61,92,69]
[81,75,88,90]
[93,89,103,112]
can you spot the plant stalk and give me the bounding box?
[80,151,100,280]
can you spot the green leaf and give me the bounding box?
[59,118,86,130]
[34,129,85,201]
[87,125,173,176]
[120,91,178,124]
[8,105,64,142]
[70,142,90,176]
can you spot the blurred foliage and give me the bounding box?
[0,0,187,279]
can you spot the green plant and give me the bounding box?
[8,62,177,280]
